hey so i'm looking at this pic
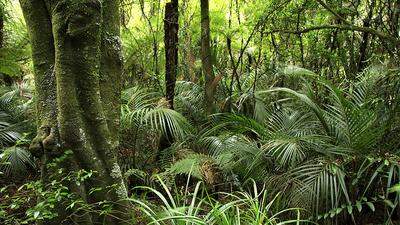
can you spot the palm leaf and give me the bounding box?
[0,146,35,177]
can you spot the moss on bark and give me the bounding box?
[20,0,131,224]
[201,0,216,114]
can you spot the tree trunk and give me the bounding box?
[357,0,375,72]
[0,3,3,49]
[164,0,178,109]
[200,0,215,114]
[19,0,130,224]
[158,0,179,161]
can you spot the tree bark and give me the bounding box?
[158,0,179,158]
[200,0,215,114]
[164,0,178,109]
[19,0,130,224]
[0,3,3,49]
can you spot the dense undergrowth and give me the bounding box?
[1,0,400,224]
[1,64,400,225]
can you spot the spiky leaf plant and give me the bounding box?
[130,177,306,225]
[0,146,35,177]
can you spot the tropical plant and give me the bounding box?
[159,65,400,224]
[121,86,193,142]
[131,177,306,225]
[0,81,34,178]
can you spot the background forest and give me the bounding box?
[0,0,400,224]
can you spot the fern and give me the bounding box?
[167,153,208,180]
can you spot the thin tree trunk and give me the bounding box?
[20,0,130,224]
[164,0,179,109]
[296,10,305,67]
[181,0,196,82]
[0,4,3,49]
[158,0,179,159]
[201,0,216,114]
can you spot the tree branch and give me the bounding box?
[265,25,400,46]
[314,0,350,25]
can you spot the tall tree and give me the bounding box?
[164,0,178,109]
[19,0,130,224]
[0,2,3,49]
[200,0,215,114]
[159,0,179,154]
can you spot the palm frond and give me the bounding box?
[289,159,350,215]
[121,86,194,141]
[0,146,35,177]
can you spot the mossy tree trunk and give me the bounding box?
[200,0,216,114]
[19,0,130,224]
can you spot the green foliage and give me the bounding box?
[167,153,212,180]
[1,151,125,224]
[0,145,34,177]
[121,86,194,141]
[0,81,34,178]
[2,0,400,223]
[131,177,306,225]
[156,65,400,224]
[0,2,30,77]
